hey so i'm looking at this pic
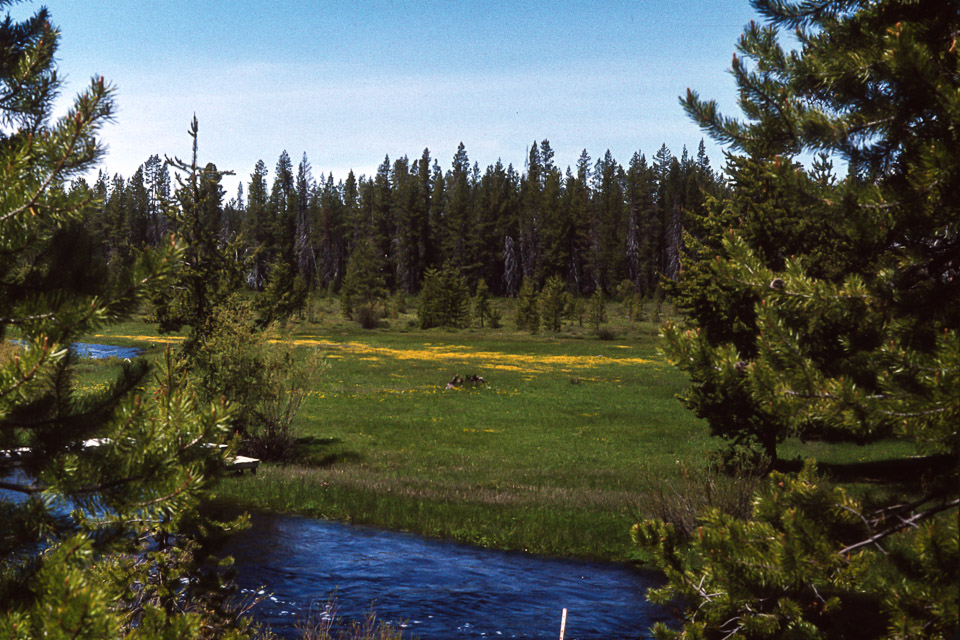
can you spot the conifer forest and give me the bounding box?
[78,139,724,304]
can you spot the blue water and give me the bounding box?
[7,340,143,360]
[70,342,143,359]
[225,512,669,639]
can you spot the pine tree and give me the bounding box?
[417,265,471,329]
[152,119,244,350]
[473,278,493,328]
[641,1,959,637]
[538,274,566,333]
[316,173,345,291]
[519,142,543,280]
[441,143,476,275]
[339,236,386,324]
[391,156,419,293]
[0,4,252,636]
[144,153,173,246]
[294,152,317,285]
[269,150,296,268]
[567,150,593,294]
[243,159,271,289]
[515,277,540,332]
[587,289,607,332]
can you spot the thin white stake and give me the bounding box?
[559,608,567,640]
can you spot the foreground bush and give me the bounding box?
[190,296,323,460]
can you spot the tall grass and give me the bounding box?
[297,601,406,640]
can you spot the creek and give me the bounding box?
[7,340,144,360]
[224,512,670,639]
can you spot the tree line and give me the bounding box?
[75,139,726,307]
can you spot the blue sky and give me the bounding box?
[19,1,758,193]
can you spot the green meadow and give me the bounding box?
[87,298,915,563]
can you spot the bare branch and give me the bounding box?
[840,498,959,555]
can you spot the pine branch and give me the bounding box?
[839,498,960,555]
[0,479,42,493]
[0,84,109,225]
[0,337,53,402]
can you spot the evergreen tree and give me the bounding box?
[538,274,566,332]
[152,120,244,350]
[316,173,345,291]
[591,150,626,292]
[294,152,317,285]
[0,5,251,636]
[441,143,476,275]
[515,277,540,332]
[519,141,543,280]
[473,278,493,328]
[474,160,513,295]
[417,265,471,329]
[391,156,419,293]
[339,236,386,324]
[413,148,434,287]
[270,150,296,268]
[144,153,173,246]
[371,155,395,289]
[539,141,570,284]
[567,150,593,294]
[242,159,271,289]
[125,165,151,249]
[587,289,607,332]
[641,1,959,637]
[257,260,307,324]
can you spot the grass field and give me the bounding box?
[86,297,917,562]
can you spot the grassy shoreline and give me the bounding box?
[87,300,914,563]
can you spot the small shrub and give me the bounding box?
[708,440,773,475]
[613,279,636,302]
[189,296,323,461]
[635,461,763,541]
[596,327,617,341]
[356,302,382,330]
[389,292,406,319]
[488,304,503,329]
[628,294,646,322]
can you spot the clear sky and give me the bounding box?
[17,1,759,194]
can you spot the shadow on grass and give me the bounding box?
[773,454,954,485]
[294,436,364,467]
[296,436,342,446]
